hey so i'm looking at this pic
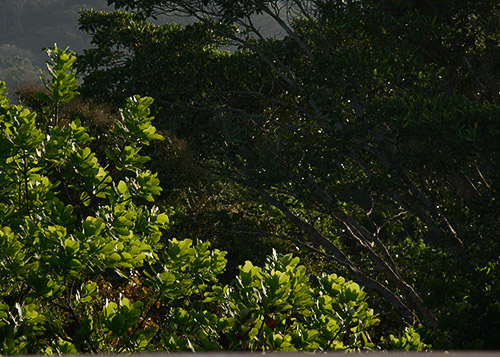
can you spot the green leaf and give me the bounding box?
[33,91,53,103]
[64,238,80,255]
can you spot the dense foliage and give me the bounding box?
[0,46,426,353]
[76,0,500,349]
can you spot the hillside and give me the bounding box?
[0,0,112,93]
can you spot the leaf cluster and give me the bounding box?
[0,45,427,353]
[75,0,499,349]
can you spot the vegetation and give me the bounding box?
[0,45,426,353]
[0,0,498,353]
[76,0,500,349]
[0,0,276,91]
[0,44,39,91]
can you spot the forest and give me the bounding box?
[0,0,499,353]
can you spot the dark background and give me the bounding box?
[0,1,117,92]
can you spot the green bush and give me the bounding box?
[0,46,426,353]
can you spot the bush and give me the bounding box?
[0,46,426,353]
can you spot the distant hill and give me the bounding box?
[0,0,113,93]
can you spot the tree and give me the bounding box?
[77,0,500,348]
[0,45,426,354]
[76,9,289,278]
[0,45,167,352]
